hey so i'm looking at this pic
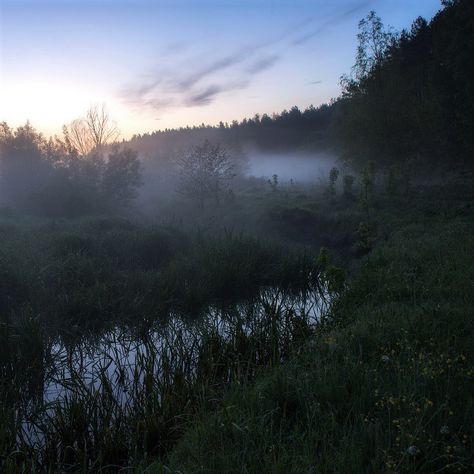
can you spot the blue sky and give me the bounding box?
[0,0,441,138]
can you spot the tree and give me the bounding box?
[64,104,119,155]
[335,12,399,164]
[1,117,142,215]
[352,11,396,82]
[102,146,142,205]
[65,119,95,156]
[86,103,120,150]
[176,140,235,208]
[0,121,52,205]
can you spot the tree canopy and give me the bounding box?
[332,0,474,168]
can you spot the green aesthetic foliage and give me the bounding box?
[332,0,474,167]
[0,169,471,472]
[160,190,474,474]
[0,122,142,216]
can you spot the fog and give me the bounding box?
[135,148,339,205]
[246,150,337,184]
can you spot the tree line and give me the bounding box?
[2,0,471,217]
[128,104,332,159]
[128,0,473,172]
[0,105,142,217]
[332,0,474,169]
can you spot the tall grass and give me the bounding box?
[0,215,335,471]
[0,284,329,472]
[2,178,471,472]
[160,218,474,473]
[0,218,320,330]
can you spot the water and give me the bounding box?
[15,287,329,446]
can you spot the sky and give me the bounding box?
[0,0,441,139]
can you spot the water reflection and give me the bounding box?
[16,287,329,446]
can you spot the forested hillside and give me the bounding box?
[127,0,473,173]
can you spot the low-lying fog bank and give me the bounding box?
[246,151,337,183]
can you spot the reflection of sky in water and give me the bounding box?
[19,287,329,444]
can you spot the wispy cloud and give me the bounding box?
[292,1,373,46]
[119,1,372,114]
[177,46,255,91]
[245,54,280,74]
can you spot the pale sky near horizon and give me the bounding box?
[0,0,441,139]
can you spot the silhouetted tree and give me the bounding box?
[176,140,235,208]
[0,119,142,216]
[66,119,95,156]
[64,104,119,155]
[0,122,52,206]
[127,103,333,158]
[333,0,474,168]
[102,147,142,205]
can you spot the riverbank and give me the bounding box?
[157,184,474,473]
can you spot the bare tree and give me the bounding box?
[85,103,120,150]
[176,140,235,208]
[64,104,119,155]
[66,119,95,156]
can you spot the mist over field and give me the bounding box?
[1,1,473,472]
[246,150,337,183]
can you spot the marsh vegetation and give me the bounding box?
[1,1,473,472]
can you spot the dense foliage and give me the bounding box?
[333,0,474,167]
[127,104,332,158]
[0,122,142,216]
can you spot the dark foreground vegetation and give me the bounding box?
[157,181,474,473]
[1,175,472,472]
[0,0,473,472]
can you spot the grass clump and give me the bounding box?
[160,217,474,473]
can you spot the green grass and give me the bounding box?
[0,178,473,472]
[157,215,474,472]
[0,217,319,330]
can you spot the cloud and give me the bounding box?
[145,97,175,109]
[121,49,274,112]
[176,46,255,91]
[119,1,372,114]
[185,85,222,106]
[245,54,280,74]
[293,1,373,45]
[185,81,249,106]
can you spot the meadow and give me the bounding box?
[1,169,472,472]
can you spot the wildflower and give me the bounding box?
[381,355,390,363]
[407,445,420,457]
[440,425,450,435]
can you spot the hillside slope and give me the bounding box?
[155,186,474,473]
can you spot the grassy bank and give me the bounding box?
[157,195,474,472]
[0,217,320,331]
[0,178,472,472]
[0,207,328,472]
